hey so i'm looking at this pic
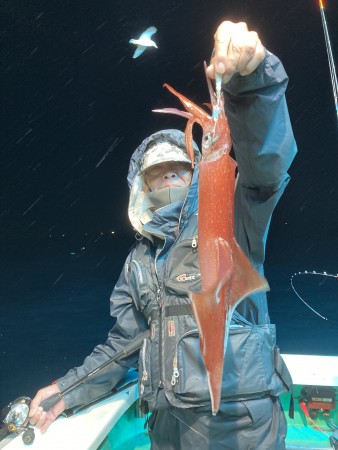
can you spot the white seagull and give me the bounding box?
[129,26,158,59]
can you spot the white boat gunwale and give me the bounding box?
[2,354,338,449]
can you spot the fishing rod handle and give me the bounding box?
[40,393,63,412]
[122,330,150,357]
[41,329,150,409]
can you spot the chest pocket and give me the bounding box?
[128,258,158,319]
[165,236,201,295]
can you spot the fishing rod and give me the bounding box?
[290,270,338,322]
[0,330,149,445]
[40,329,149,411]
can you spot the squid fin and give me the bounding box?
[189,238,268,415]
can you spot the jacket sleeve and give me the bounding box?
[223,49,297,190]
[56,255,148,409]
[225,50,297,324]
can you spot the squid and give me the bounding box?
[153,64,269,415]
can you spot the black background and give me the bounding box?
[1,0,338,406]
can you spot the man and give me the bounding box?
[29,21,297,449]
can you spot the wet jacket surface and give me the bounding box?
[57,50,297,411]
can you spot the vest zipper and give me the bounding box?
[140,337,148,395]
[131,259,144,284]
[171,356,179,385]
[171,329,198,386]
[153,244,165,388]
[157,286,164,388]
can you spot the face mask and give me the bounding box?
[147,186,189,210]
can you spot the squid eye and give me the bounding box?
[203,133,213,148]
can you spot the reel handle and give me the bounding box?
[40,393,63,412]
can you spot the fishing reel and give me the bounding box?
[0,396,35,445]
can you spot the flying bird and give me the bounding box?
[129,26,158,59]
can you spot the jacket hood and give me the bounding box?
[127,129,200,237]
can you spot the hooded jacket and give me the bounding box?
[57,50,297,411]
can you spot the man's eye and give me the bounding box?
[146,169,160,177]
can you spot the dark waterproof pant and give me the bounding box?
[148,396,287,450]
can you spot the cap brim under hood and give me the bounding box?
[127,129,200,237]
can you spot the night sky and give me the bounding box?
[1,0,338,406]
